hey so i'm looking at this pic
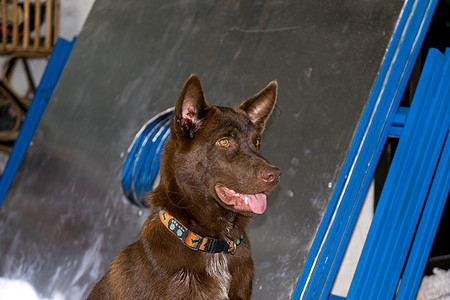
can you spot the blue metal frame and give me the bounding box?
[140,121,171,193]
[396,51,450,298]
[293,0,439,299]
[121,107,174,207]
[347,47,450,300]
[0,37,77,207]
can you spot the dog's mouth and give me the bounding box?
[214,184,268,214]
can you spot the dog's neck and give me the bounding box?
[151,181,250,242]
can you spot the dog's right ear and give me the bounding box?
[173,74,209,138]
[239,81,277,130]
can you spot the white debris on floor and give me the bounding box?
[417,268,450,300]
[0,278,65,300]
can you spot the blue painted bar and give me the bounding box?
[395,63,449,299]
[388,49,450,300]
[374,52,448,299]
[351,52,442,296]
[140,121,171,194]
[0,37,76,207]
[131,119,171,203]
[294,0,438,299]
[121,107,173,206]
[347,47,449,299]
[347,48,438,299]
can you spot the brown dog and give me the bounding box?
[87,75,280,300]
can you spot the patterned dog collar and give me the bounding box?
[159,210,244,255]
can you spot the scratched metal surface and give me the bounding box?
[0,1,403,299]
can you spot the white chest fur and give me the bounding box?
[206,253,231,300]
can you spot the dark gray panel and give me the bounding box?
[0,1,403,299]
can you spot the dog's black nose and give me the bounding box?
[260,167,281,184]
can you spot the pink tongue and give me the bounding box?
[247,193,267,214]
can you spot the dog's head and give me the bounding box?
[159,75,280,216]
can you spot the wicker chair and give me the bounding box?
[0,0,59,145]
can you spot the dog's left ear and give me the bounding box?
[239,81,277,129]
[174,74,209,138]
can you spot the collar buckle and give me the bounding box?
[204,237,230,254]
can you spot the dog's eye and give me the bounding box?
[255,138,261,149]
[217,138,230,148]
